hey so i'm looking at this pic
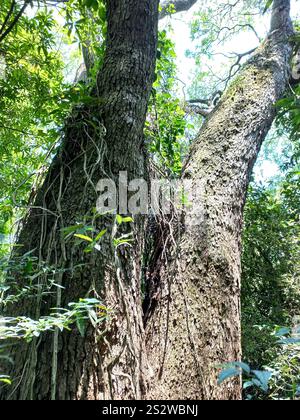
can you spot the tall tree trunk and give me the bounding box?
[1,0,159,400]
[145,0,293,400]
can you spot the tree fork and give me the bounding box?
[0,0,295,402]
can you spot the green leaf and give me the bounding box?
[218,368,240,385]
[74,234,93,243]
[263,0,273,14]
[76,314,87,337]
[252,370,272,392]
[84,0,95,8]
[95,229,107,241]
[116,215,134,225]
[62,224,84,235]
[275,327,291,337]
[121,217,134,223]
[98,2,106,20]
[231,361,251,374]
[0,376,11,385]
[243,381,254,390]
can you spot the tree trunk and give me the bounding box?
[0,0,294,401]
[145,0,293,400]
[1,0,159,400]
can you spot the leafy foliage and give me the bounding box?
[0,0,110,256]
[146,30,188,175]
[0,3,68,247]
[242,183,300,367]
[267,344,300,400]
[63,0,107,74]
[219,327,300,400]
[276,84,300,166]
[0,297,107,342]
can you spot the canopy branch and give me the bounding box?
[0,0,31,44]
[159,0,198,19]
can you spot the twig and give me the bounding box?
[0,1,16,37]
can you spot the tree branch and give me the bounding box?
[270,0,293,36]
[223,48,257,87]
[0,1,16,37]
[186,90,223,117]
[185,104,210,117]
[159,0,198,19]
[0,1,31,44]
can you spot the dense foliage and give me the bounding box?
[242,181,300,368]
[0,4,66,250]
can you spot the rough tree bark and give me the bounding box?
[0,0,294,401]
[145,0,294,400]
[0,0,159,400]
[78,0,199,81]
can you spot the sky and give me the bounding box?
[163,0,299,89]
[163,7,265,89]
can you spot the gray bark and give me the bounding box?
[77,0,199,80]
[145,0,294,400]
